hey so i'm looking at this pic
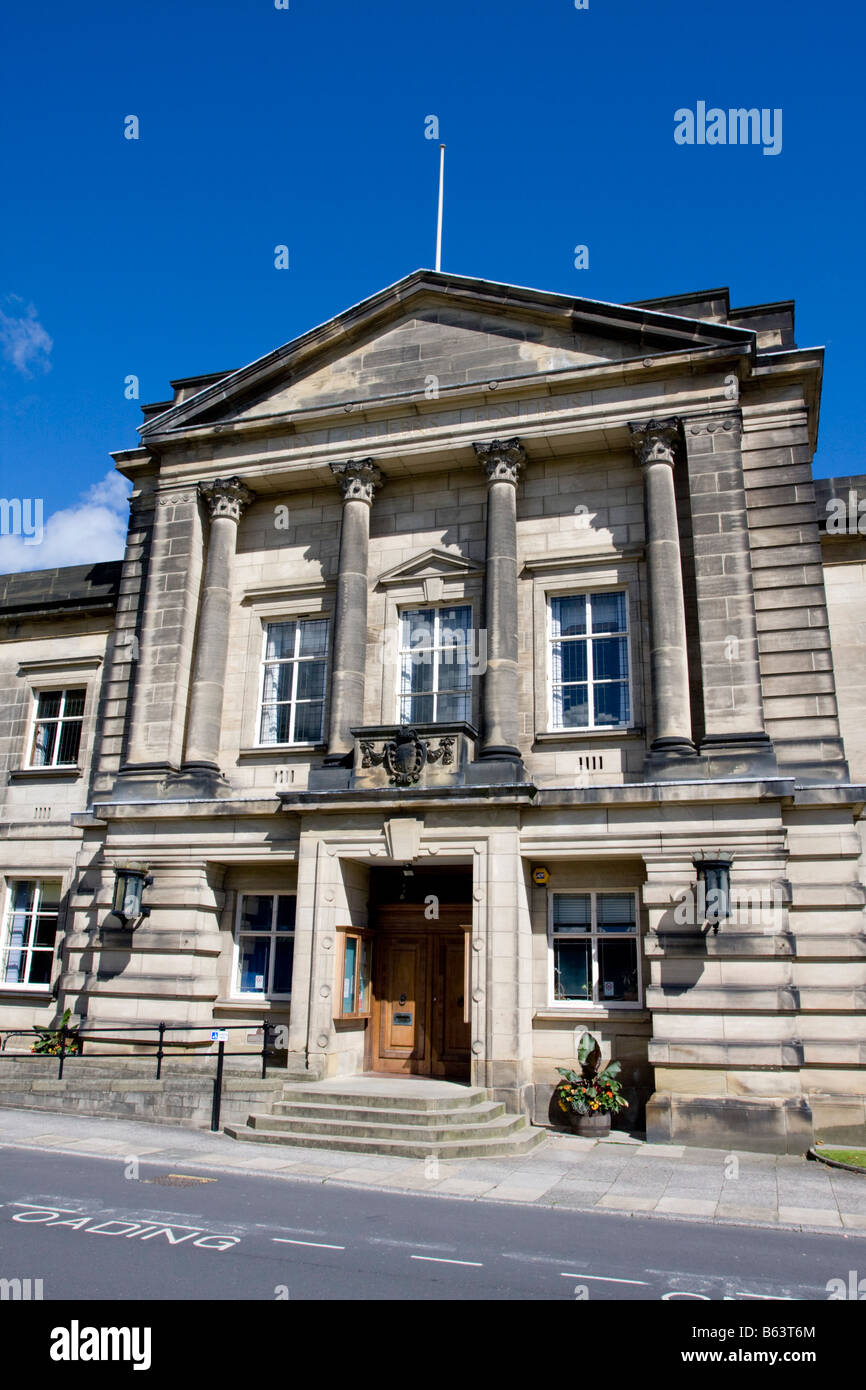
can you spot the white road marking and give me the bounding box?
[410,1255,483,1267]
[273,1237,345,1250]
[560,1272,649,1285]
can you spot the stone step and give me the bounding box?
[277,1085,489,1112]
[245,1109,528,1143]
[269,1098,507,1126]
[223,1122,547,1160]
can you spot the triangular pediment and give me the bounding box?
[376,548,483,588]
[140,271,755,440]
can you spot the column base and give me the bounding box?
[465,757,526,786]
[643,739,699,780]
[698,732,779,779]
[172,764,233,798]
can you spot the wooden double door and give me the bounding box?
[371,908,471,1079]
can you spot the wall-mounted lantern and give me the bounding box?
[110,866,153,928]
[694,853,733,931]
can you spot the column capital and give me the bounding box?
[198,476,256,523]
[330,458,383,504]
[628,418,682,468]
[474,437,526,486]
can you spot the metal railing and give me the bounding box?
[0,1021,282,1131]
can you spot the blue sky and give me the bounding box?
[1,0,863,569]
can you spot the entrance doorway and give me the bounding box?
[371,904,471,1079]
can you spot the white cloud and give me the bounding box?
[0,295,53,376]
[0,469,131,574]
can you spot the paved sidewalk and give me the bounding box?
[1,1105,864,1237]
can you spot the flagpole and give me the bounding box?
[435,143,445,272]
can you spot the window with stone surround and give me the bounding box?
[549,591,631,730]
[28,688,85,767]
[259,619,329,745]
[398,604,473,724]
[233,893,295,999]
[550,891,640,1006]
[1,879,62,988]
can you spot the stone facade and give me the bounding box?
[1,271,864,1152]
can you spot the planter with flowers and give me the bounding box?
[554,1031,629,1138]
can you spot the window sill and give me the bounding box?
[533,728,644,744]
[213,998,291,1012]
[534,1007,649,1021]
[0,986,54,1000]
[8,766,82,782]
[237,745,325,760]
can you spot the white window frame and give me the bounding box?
[27,687,86,768]
[0,878,63,991]
[257,619,329,748]
[232,892,296,1000]
[547,889,642,1010]
[396,602,474,725]
[547,589,633,733]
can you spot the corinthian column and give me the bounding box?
[629,419,694,755]
[474,438,526,764]
[324,459,383,762]
[183,476,255,770]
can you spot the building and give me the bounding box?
[2,270,865,1153]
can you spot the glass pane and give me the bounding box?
[551,595,586,639]
[260,704,293,743]
[402,694,434,724]
[239,895,273,932]
[553,894,591,930]
[359,938,372,1013]
[597,894,636,932]
[592,636,628,681]
[401,609,434,651]
[56,719,82,765]
[599,939,639,1001]
[293,701,324,743]
[276,896,296,931]
[34,913,58,948]
[28,950,52,986]
[63,690,86,718]
[38,881,61,907]
[439,607,472,646]
[239,936,270,992]
[273,938,294,995]
[30,721,57,766]
[36,691,62,719]
[342,936,358,1013]
[437,691,471,723]
[555,940,591,1000]
[295,660,325,702]
[1,949,24,984]
[404,651,434,695]
[590,591,626,634]
[555,685,589,728]
[437,645,472,686]
[555,641,587,684]
[266,623,297,661]
[266,664,294,703]
[594,682,630,726]
[298,619,328,657]
[11,881,35,913]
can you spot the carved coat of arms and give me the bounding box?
[359,727,454,786]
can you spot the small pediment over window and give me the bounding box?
[375,549,484,594]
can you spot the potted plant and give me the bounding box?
[555,1031,628,1137]
[31,1008,82,1057]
